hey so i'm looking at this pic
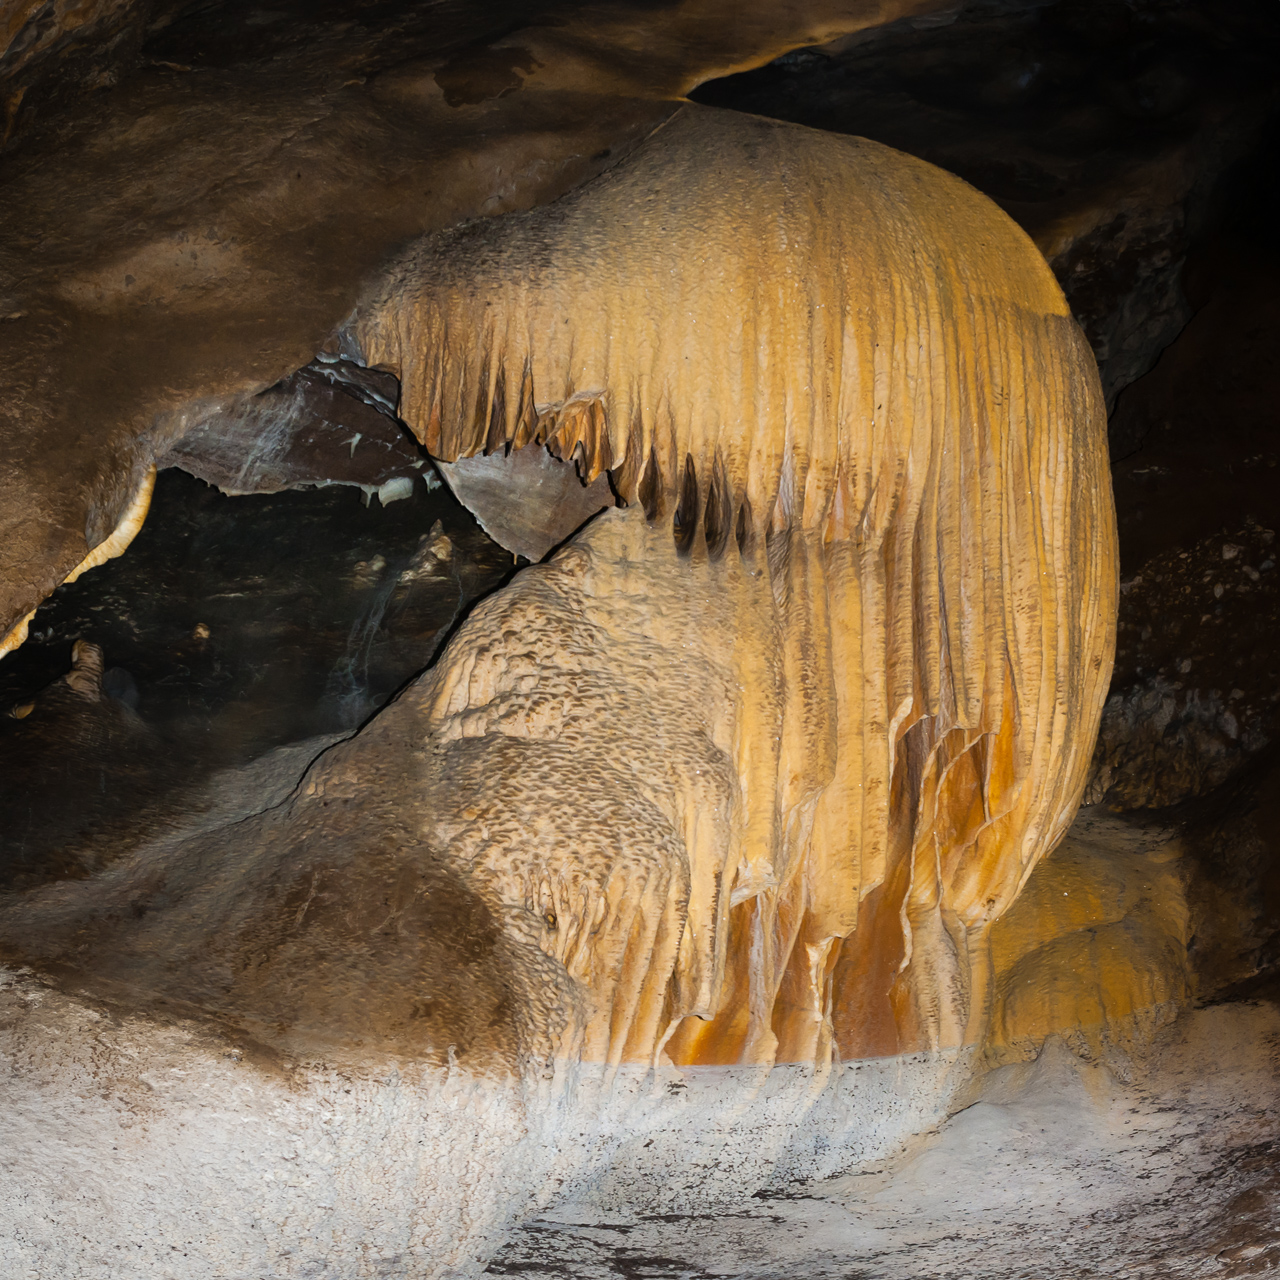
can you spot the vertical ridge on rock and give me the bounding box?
[356,105,1116,1062]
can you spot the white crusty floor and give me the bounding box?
[488,1001,1280,1279]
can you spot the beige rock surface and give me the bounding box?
[491,996,1280,1279]
[986,806,1190,1065]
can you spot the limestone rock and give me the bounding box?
[356,104,1115,1057]
[0,109,1116,1084]
[0,8,1137,1273]
[437,443,615,562]
[158,360,431,502]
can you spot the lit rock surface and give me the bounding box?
[12,4,1247,1276]
[985,806,1189,1063]
[0,948,970,1279]
[0,808,1270,1278]
[437,443,615,562]
[359,106,1116,1059]
[692,3,1280,411]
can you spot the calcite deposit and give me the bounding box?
[356,104,1116,1060]
[4,1,1271,1277]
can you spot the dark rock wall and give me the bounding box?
[0,466,517,887]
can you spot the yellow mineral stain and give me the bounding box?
[985,821,1189,1064]
[366,107,1118,1065]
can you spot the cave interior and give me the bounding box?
[1,1,1279,1277]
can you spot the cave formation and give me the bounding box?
[1,2,1278,1278]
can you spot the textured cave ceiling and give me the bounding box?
[1,1,1279,1277]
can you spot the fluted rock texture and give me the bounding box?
[355,106,1118,1059]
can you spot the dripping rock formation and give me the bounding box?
[1,1,1278,1277]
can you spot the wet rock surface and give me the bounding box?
[158,358,430,500]
[438,443,616,563]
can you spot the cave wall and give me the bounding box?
[2,2,1279,1277]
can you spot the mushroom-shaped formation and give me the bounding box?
[0,101,1117,1275]
[351,104,1118,1064]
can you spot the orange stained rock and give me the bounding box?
[985,815,1190,1064]
[357,106,1118,1063]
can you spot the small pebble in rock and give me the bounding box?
[1223,544,1242,561]
[1243,565,1260,581]
[1178,659,1193,673]
[1214,583,1225,598]
[192,622,210,640]
[1261,559,1275,571]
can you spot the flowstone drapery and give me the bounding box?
[0,103,1116,1277]
[355,105,1117,1063]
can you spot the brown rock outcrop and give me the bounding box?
[158,360,430,502]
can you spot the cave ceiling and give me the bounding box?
[1,1,1279,1278]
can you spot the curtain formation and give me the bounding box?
[357,105,1117,1063]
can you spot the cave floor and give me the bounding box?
[490,998,1280,1280]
